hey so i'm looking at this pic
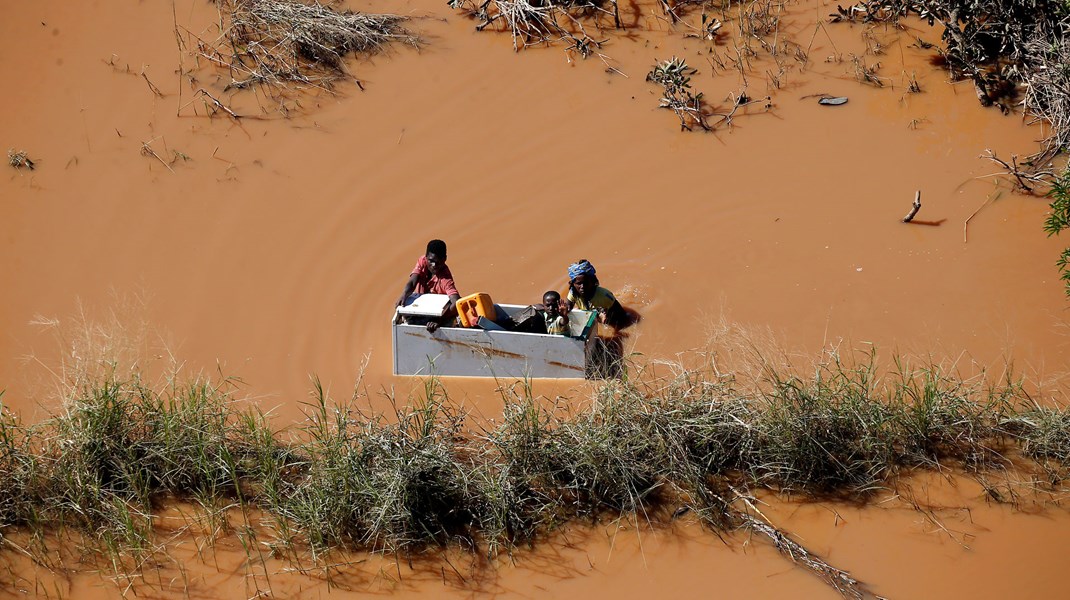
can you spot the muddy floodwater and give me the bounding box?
[2,0,1070,597]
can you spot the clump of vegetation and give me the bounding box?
[1003,403,1070,482]
[450,0,617,55]
[0,396,36,529]
[1022,23,1070,158]
[648,57,712,131]
[273,378,477,556]
[222,0,416,85]
[0,366,287,572]
[7,149,35,171]
[179,0,418,116]
[1044,168,1070,294]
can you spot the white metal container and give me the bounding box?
[392,303,597,378]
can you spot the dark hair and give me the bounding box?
[543,290,561,302]
[426,239,447,257]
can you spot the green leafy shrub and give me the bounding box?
[1044,168,1070,295]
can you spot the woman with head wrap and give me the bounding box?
[565,259,630,329]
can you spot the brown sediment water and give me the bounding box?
[8,481,1069,599]
[2,0,1070,597]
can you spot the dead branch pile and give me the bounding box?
[196,0,417,94]
[1023,24,1070,160]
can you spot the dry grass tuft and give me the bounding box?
[178,0,418,116]
[7,149,35,171]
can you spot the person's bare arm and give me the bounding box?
[397,273,419,307]
[427,293,461,333]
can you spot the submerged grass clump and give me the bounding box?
[0,365,287,569]
[275,378,476,555]
[220,0,418,86]
[1003,404,1070,482]
[7,149,35,171]
[0,396,37,529]
[177,0,418,117]
[5,343,1070,597]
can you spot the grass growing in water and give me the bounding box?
[3,347,1070,597]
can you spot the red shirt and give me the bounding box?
[411,256,459,297]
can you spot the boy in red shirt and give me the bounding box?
[396,239,460,332]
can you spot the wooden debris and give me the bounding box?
[902,190,921,223]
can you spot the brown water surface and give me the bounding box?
[2,0,1070,597]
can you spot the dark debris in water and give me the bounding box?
[818,96,849,106]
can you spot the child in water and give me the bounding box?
[542,290,570,336]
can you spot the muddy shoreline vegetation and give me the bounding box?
[2,341,1070,597]
[449,0,1070,142]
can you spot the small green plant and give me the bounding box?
[647,57,711,131]
[1044,168,1070,295]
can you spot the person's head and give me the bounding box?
[425,239,447,275]
[567,259,598,300]
[543,290,562,316]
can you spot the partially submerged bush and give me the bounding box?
[180,0,418,116]
[275,379,476,554]
[220,0,418,87]
[0,368,285,554]
[1003,404,1070,479]
[451,0,616,54]
[1045,169,1070,295]
[648,57,712,132]
[0,397,36,528]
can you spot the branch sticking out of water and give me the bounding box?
[902,190,921,223]
[739,514,871,599]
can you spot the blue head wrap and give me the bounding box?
[568,260,596,281]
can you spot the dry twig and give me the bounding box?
[980,150,1055,192]
[140,139,175,173]
[902,190,921,222]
